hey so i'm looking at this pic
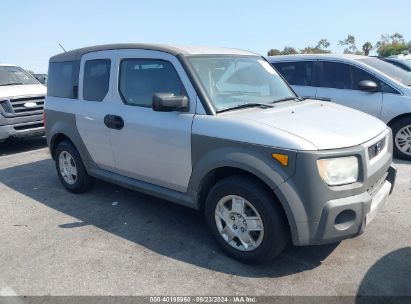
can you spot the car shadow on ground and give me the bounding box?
[0,158,339,278]
[356,247,411,303]
[0,136,47,156]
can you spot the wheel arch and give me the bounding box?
[190,163,297,239]
[387,112,411,128]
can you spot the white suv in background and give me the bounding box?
[0,64,46,142]
[268,55,411,160]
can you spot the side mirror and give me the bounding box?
[358,80,378,92]
[152,93,189,112]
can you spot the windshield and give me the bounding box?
[187,56,296,112]
[0,66,39,86]
[356,58,411,86]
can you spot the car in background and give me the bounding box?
[0,64,46,142]
[380,57,411,72]
[268,54,411,160]
[33,73,48,85]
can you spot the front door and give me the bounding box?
[108,50,196,193]
[315,61,383,118]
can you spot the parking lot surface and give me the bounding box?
[0,139,410,297]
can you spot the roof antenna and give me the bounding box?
[58,43,67,53]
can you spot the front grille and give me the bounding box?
[368,137,386,160]
[367,172,388,196]
[13,122,44,131]
[0,96,45,117]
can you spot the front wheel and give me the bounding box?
[392,117,411,161]
[205,175,289,263]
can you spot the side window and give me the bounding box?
[47,61,80,98]
[272,61,314,86]
[350,65,380,91]
[318,61,352,90]
[119,59,186,107]
[83,59,111,101]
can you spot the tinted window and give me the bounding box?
[83,59,111,101]
[119,59,186,107]
[47,61,80,98]
[318,61,379,91]
[318,62,352,89]
[357,58,411,86]
[272,61,314,86]
[350,65,379,89]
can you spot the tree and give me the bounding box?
[376,33,409,57]
[338,34,360,54]
[267,49,282,56]
[25,69,35,75]
[362,42,373,56]
[316,39,330,50]
[281,46,298,55]
[301,39,331,54]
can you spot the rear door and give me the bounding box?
[271,60,316,98]
[76,51,116,171]
[315,60,383,118]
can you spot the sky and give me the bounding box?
[1,0,410,73]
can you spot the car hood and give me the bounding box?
[222,100,387,150]
[0,84,46,99]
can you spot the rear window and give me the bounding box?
[47,61,80,98]
[83,59,111,101]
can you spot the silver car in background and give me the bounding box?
[268,55,411,160]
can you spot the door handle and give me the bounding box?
[316,97,332,102]
[104,115,124,130]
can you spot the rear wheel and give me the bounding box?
[55,141,94,193]
[205,175,289,263]
[392,117,411,161]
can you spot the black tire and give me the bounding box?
[205,175,289,264]
[391,116,411,161]
[55,140,94,193]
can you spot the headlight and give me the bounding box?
[317,156,359,186]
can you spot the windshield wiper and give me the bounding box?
[271,96,303,103]
[0,82,23,86]
[217,102,274,113]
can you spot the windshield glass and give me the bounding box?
[0,66,39,86]
[356,58,411,86]
[187,56,295,111]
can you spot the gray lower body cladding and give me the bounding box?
[46,109,396,247]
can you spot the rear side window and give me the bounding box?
[272,61,314,86]
[119,59,186,107]
[318,61,380,91]
[47,61,80,98]
[83,59,111,101]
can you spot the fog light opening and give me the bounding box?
[334,210,356,231]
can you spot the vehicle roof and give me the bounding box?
[383,57,411,62]
[0,64,18,67]
[50,43,259,62]
[267,53,369,62]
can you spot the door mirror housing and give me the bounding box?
[358,80,378,92]
[152,93,189,112]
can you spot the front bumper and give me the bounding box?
[312,165,396,244]
[274,128,396,246]
[0,121,44,142]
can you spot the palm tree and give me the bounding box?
[362,42,373,56]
